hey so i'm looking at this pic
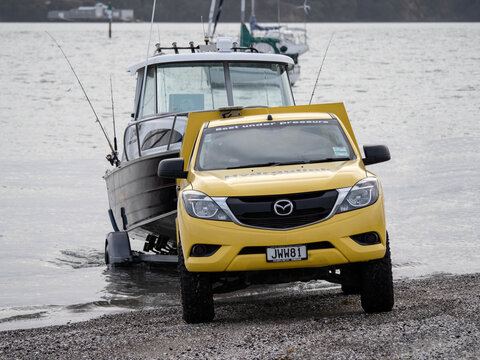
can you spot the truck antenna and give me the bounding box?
[46,31,119,166]
[201,16,206,39]
[309,32,334,105]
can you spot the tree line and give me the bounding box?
[1,0,479,22]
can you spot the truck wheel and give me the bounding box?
[178,242,214,324]
[340,263,361,294]
[360,236,394,313]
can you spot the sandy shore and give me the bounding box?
[1,273,479,359]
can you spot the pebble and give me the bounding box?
[0,274,479,359]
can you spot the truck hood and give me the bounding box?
[189,159,367,197]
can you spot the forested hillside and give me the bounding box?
[1,0,479,22]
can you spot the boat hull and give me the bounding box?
[104,150,180,240]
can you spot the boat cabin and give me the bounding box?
[123,38,295,161]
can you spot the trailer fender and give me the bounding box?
[105,231,132,265]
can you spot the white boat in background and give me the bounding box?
[205,0,310,85]
[239,0,310,85]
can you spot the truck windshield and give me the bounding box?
[196,119,355,171]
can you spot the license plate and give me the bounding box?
[266,245,307,262]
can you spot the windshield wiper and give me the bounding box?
[225,158,352,169]
[225,158,352,170]
[226,162,283,169]
[307,157,352,164]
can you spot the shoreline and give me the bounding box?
[1,273,479,359]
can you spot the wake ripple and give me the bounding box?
[51,248,104,269]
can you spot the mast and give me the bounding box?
[241,0,245,23]
[277,0,280,25]
[212,0,224,38]
[207,0,216,38]
[250,0,255,35]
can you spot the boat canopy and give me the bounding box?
[127,51,294,75]
[129,40,296,120]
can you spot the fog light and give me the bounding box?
[190,244,221,257]
[192,245,206,256]
[350,232,380,245]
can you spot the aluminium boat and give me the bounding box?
[103,37,295,262]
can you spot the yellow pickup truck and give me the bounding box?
[158,103,393,323]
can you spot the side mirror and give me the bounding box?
[158,158,187,178]
[362,145,391,165]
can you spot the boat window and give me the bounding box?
[133,69,144,117]
[141,67,156,117]
[124,116,188,160]
[156,63,229,114]
[141,129,182,151]
[229,63,294,107]
[124,125,139,161]
[196,119,355,171]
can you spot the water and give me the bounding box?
[0,22,479,331]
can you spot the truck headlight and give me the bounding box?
[337,178,379,213]
[182,190,231,221]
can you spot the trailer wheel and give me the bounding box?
[178,242,214,324]
[360,235,394,313]
[105,240,110,265]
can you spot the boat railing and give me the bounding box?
[154,41,259,56]
[123,106,273,162]
[123,111,189,161]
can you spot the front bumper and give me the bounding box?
[178,196,386,272]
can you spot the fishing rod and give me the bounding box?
[109,75,120,167]
[309,32,334,105]
[46,31,119,166]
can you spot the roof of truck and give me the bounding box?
[206,112,334,128]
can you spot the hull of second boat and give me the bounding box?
[104,151,180,239]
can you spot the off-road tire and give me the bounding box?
[178,242,214,323]
[340,263,361,295]
[360,236,394,313]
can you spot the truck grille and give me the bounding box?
[226,190,338,229]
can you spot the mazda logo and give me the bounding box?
[273,199,294,216]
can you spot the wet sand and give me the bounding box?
[1,273,479,359]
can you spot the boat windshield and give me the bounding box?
[195,119,356,171]
[138,62,293,118]
[229,62,293,107]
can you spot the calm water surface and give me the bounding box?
[0,22,479,330]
